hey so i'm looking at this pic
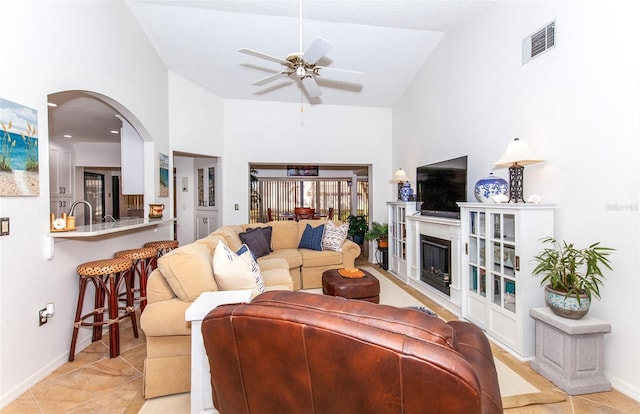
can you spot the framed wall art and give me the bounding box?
[0,97,39,196]
[287,165,319,177]
[159,152,169,197]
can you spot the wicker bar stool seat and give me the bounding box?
[69,257,139,361]
[144,240,179,270]
[114,247,157,312]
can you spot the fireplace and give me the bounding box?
[420,235,451,296]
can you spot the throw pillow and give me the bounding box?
[212,241,265,297]
[239,227,271,258]
[248,226,273,252]
[298,223,325,251]
[322,220,349,252]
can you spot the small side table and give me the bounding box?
[529,307,611,395]
[185,290,253,414]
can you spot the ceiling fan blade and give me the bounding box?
[239,48,288,65]
[303,37,333,64]
[315,66,362,83]
[252,72,290,86]
[301,75,322,98]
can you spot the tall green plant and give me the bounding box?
[532,237,614,302]
[365,222,389,241]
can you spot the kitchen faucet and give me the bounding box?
[68,200,93,226]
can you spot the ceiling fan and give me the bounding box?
[238,0,361,100]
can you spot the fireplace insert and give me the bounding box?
[420,235,451,296]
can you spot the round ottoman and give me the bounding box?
[322,268,380,303]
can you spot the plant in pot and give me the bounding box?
[532,237,614,319]
[365,222,389,248]
[346,214,368,245]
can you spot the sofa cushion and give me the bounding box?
[239,227,271,258]
[300,249,344,267]
[212,225,244,251]
[259,248,303,269]
[213,241,266,297]
[268,220,300,250]
[322,220,349,252]
[157,243,219,302]
[298,223,325,251]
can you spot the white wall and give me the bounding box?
[173,155,196,245]
[223,100,393,226]
[0,1,170,405]
[393,0,640,399]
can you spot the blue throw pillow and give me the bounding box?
[298,223,325,251]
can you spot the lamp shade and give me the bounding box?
[391,168,410,183]
[494,138,544,167]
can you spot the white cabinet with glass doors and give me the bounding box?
[387,201,417,281]
[459,202,554,358]
[194,159,219,238]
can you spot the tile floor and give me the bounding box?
[2,261,639,413]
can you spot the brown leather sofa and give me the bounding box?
[202,291,503,414]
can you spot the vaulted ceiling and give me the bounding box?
[49,1,496,144]
[128,0,496,107]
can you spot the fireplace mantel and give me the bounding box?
[406,214,462,315]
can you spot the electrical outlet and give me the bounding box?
[39,308,48,326]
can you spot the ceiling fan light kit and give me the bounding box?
[238,1,361,101]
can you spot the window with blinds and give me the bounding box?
[249,178,368,224]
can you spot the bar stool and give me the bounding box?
[69,257,139,361]
[114,247,157,312]
[143,240,179,270]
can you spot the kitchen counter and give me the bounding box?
[49,217,176,238]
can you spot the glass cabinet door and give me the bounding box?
[490,212,517,312]
[468,211,486,297]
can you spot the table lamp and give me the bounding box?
[494,138,543,203]
[390,168,410,200]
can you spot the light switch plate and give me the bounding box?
[0,217,9,236]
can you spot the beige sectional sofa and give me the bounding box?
[212,219,361,290]
[140,219,360,398]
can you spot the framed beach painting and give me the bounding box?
[159,152,169,197]
[0,97,39,196]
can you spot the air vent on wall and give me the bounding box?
[523,20,556,64]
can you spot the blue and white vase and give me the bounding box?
[474,173,508,203]
[400,182,413,201]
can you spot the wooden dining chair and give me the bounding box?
[267,208,273,222]
[294,207,314,221]
[328,207,334,220]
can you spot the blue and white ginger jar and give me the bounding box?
[474,173,508,203]
[400,182,414,201]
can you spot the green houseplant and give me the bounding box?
[532,237,614,319]
[346,214,368,245]
[365,222,389,248]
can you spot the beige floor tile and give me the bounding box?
[3,259,640,414]
[0,391,40,414]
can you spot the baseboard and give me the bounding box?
[0,335,92,409]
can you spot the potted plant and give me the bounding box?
[365,222,389,248]
[346,214,368,245]
[532,237,614,319]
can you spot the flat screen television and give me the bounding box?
[416,156,467,219]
